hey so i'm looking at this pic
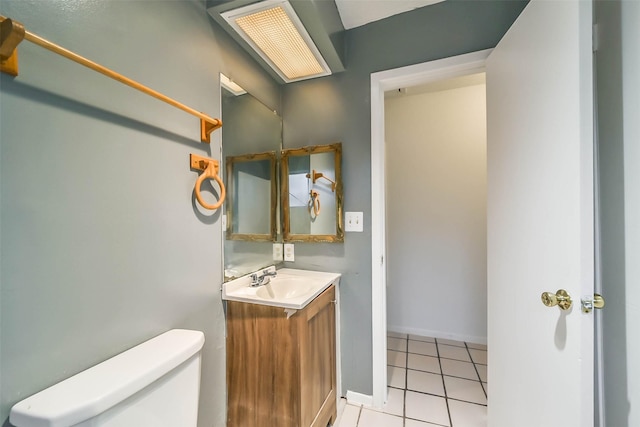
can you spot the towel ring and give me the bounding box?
[190,154,226,211]
[308,190,320,217]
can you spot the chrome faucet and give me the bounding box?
[250,269,277,287]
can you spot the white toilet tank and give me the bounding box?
[10,329,205,427]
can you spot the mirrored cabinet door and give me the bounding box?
[226,151,277,242]
[281,143,343,243]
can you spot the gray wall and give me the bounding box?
[0,1,278,425]
[595,1,640,426]
[620,2,640,422]
[0,0,533,418]
[281,0,527,396]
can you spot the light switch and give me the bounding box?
[345,212,363,232]
[273,243,283,261]
[284,243,295,262]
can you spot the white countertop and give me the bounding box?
[222,267,341,310]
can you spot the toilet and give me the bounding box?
[10,329,205,427]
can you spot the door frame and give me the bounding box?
[369,49,492,408]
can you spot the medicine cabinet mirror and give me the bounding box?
[281,143,344,242]
[221,74,282,281]
[226,151,277,241]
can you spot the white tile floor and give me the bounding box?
[333,332,488,427]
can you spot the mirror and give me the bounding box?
[221,74,282,281]
[281,143,344,242]
[225,151,277,241]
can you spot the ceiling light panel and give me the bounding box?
[222,0,331,83]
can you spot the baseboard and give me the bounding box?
[345,390,373,407]
[387,325,487,346]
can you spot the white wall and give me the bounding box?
[385,81,487,343]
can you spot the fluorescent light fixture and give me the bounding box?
[220,74,247,96]
[221,0,331,83]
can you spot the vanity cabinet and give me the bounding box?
[226,285,337,427]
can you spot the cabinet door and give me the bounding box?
[227,301,300,427]
[299,285,337,427]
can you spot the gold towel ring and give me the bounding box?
[309,190,320,217]
[190,154,226,211]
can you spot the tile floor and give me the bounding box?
[333,332,488,427]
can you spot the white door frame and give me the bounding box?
[369,49,492,408]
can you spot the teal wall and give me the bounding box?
[0,0,531,422]
[281,0,527,395]
[0,1,278,425]
[595,1,627,424]
[595,1,640,425]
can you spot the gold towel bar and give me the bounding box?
[0,16,222,143]
[306,170,336,192]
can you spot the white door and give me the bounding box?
[486,1,594,426]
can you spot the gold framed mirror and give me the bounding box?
[281,143,343,242]
[226,151,278,242]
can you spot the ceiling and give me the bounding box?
[206,0,448,84]
[385,72,486,98]
[334,0,445,30]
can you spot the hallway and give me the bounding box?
[334,332,487,427]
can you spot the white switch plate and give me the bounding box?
[221,214,227,229]
[345,212,363,232]
[284,243,295,262]
[273,243,284,261]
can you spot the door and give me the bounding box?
[486,1,594,426]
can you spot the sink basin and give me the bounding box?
[222,268,341,309]
[256,280,315,300]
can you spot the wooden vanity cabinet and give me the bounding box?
[226,285,337,427]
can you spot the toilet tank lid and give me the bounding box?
[9,329,205,427]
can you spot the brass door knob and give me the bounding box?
[541,289,572,310]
